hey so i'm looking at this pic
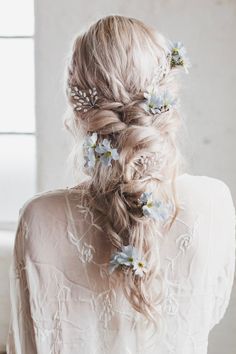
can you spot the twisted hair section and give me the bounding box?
[64,15,185,333]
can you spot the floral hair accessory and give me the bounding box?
[138,191,172,222]
[68,86,98,112]
[83,132,119,168]
[68,39,189,117]
[109,244,148,277]
[143,89,177,115]
[95,138,120,167]
[168,41,191,73]
[83,132,98,168]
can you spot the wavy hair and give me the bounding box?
[64,15,185,336]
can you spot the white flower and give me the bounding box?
[132,259,148,277]
[95,138,119,166]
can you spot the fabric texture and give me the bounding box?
[6,173,236,354]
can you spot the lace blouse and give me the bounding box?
[6,174,236,354]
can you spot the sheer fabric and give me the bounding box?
[6,174,236,354]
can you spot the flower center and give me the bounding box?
[104,151,112,157]
[149,102,154,108]
[147,201,153,208]
[172,48,179,55]
[128,257,134,262]
[138,262,144,268]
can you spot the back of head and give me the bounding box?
[64,15,188,335]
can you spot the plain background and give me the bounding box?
[31,0,236,353]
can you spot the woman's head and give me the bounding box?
[64,15,187,336]
[67,15,173,101]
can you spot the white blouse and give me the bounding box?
[6,174,236,354]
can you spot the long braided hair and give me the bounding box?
[64,15,186,335]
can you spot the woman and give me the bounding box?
[7,15,235,354]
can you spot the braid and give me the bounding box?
[64,14,188,337]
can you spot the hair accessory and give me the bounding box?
[168,41,191,73]
[143,89,177,115]
[83,132,98,168]
[95,138,120,166]
[138,191,172,222]
[137,152,163,177]
[68,86,98,112]
[109,244,148,277]
[83,132,119,168]
[68,39,189,118]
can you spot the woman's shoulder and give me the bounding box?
[18,180,89,222]
[18,187,68,219]
[176,173,234,211]
[177,173,232,193]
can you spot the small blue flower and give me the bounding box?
[84,147,97,168]
[83,132,98,149]
[139,191,153,205]
[143,89,177,115]
[139,191,172,222]
[95,138,119,166]
[83,133,119,169]
[169,41,191,73]
[109,245,139,274]
[83,132,98,168]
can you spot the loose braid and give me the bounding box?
[64,15,185,335]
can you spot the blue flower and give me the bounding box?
[139,191,172,222]
[95,138,119,166]
[84,147,97,168]
[83,132,98,168]
[109,245,149,277]
[143,89,177,115]
[83,133,119,169]
[83,132,98,149]
[139,191,153,205]
[169,41,191,73]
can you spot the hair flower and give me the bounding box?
[95,138,119,166]
[83,131,98,149]
[143,89,177,115]
[83,132,98,168]
[109,244,148,277]
[132,259,148,277]
[139,191,172,222]
[83,133,119,169]
[168,41,191,73]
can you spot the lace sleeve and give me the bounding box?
[6,211,37,354]
[210,181,236,329]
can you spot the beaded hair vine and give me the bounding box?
[68,86,98,113]
[68,40,190,278]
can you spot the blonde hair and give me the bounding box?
[64,15,185,335]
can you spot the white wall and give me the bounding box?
[35,1,236,353]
